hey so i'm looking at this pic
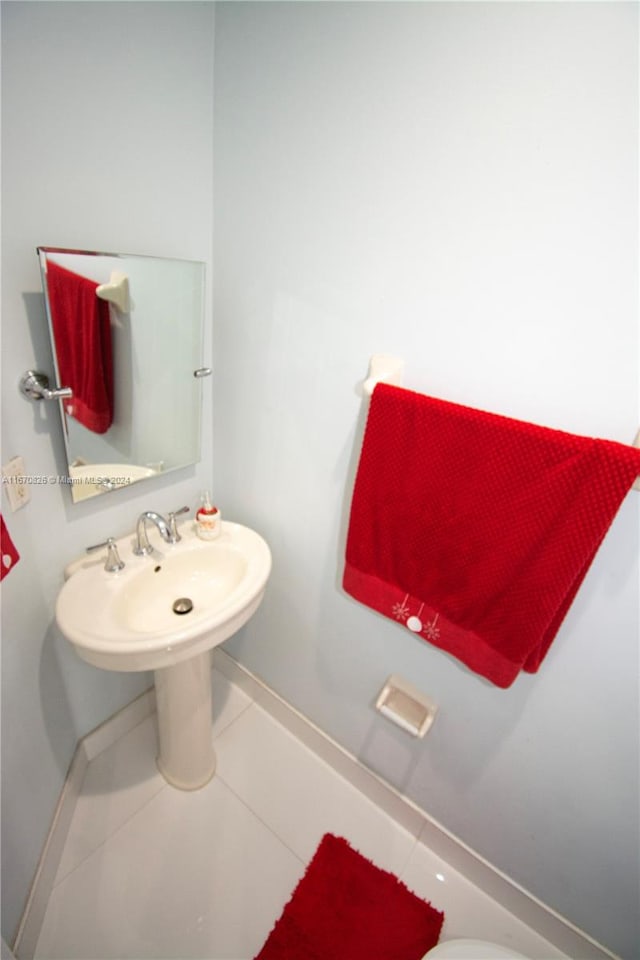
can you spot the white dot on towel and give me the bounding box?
[3,554,12,569]
[406,616,422,632]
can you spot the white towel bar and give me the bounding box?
[362,354,403,396]
[96,271,129,313]
[362,355,640,491]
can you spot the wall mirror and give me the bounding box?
[37,247,208,503]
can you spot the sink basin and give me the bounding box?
[117,546,248,636]
[68,463,157,501]
[57,519,271,790]
[57,521,271,672]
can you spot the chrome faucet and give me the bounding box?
[86,537,125,572]
[133,507,189,556]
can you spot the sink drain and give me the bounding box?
[172,597,194,615]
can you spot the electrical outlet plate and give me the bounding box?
[2,457,30,511]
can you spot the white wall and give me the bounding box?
[1,1,214,943]
[213,3,639,957]
[2,3,638,956]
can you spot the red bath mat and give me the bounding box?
[255,833,444,960]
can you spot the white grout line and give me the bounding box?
[13,690,157,959]
[211,649,620,960]
[15,651,620,960]
[12,749,88,960]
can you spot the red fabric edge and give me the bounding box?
[343,562,521,688]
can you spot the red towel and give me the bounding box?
[45,260,114,434]
[1,515,20,581]
[343,385,640,688]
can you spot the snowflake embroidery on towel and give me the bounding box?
[422,614,440,642]
[392,595,410,622]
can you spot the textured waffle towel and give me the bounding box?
[46,260,114,434]
[255,833,444,960]
[343,385,640,687]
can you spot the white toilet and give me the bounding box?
[423,939,529,959]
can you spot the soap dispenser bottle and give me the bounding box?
[195,491,221,540]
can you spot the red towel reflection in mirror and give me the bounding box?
[46,260,114,434]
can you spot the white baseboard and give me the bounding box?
[15,653,618,960]
[12,747,87,960]
[2,937,16,960]
[80,688,156,763]
[13,690,155,960]
[211,648,619,960]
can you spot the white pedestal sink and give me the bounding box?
[56,521,271,789]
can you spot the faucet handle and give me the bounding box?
[87,537,125,573]
[168,506,190,542]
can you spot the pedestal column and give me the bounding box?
[154,652,216,790]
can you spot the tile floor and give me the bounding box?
[34,668,568,960]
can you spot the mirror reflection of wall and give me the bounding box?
[38,248,207,503]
